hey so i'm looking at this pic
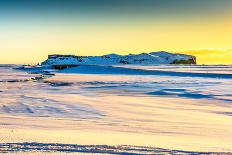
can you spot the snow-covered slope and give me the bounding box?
[41,51,196,66]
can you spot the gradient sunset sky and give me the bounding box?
[0,0,232,64]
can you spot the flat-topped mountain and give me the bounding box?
[41,51,196,66]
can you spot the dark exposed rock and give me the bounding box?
[52,64,79,70]
[171,57,196,64]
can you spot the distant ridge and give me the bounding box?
[41,51,196,66]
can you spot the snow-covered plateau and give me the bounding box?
[41,51,196,66]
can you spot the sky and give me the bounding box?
[0,0,232,64]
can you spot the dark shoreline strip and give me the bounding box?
[59,65,232,79]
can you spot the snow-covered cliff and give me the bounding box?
[41,51,196,66]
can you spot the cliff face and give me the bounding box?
[171,57,196,64]
[41,51,196,66]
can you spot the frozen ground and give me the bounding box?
[0,64,232,154]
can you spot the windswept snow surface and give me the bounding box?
[0,64,232,154]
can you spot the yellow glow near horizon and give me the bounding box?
[0,15,232,64]
[181,49,232,65]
